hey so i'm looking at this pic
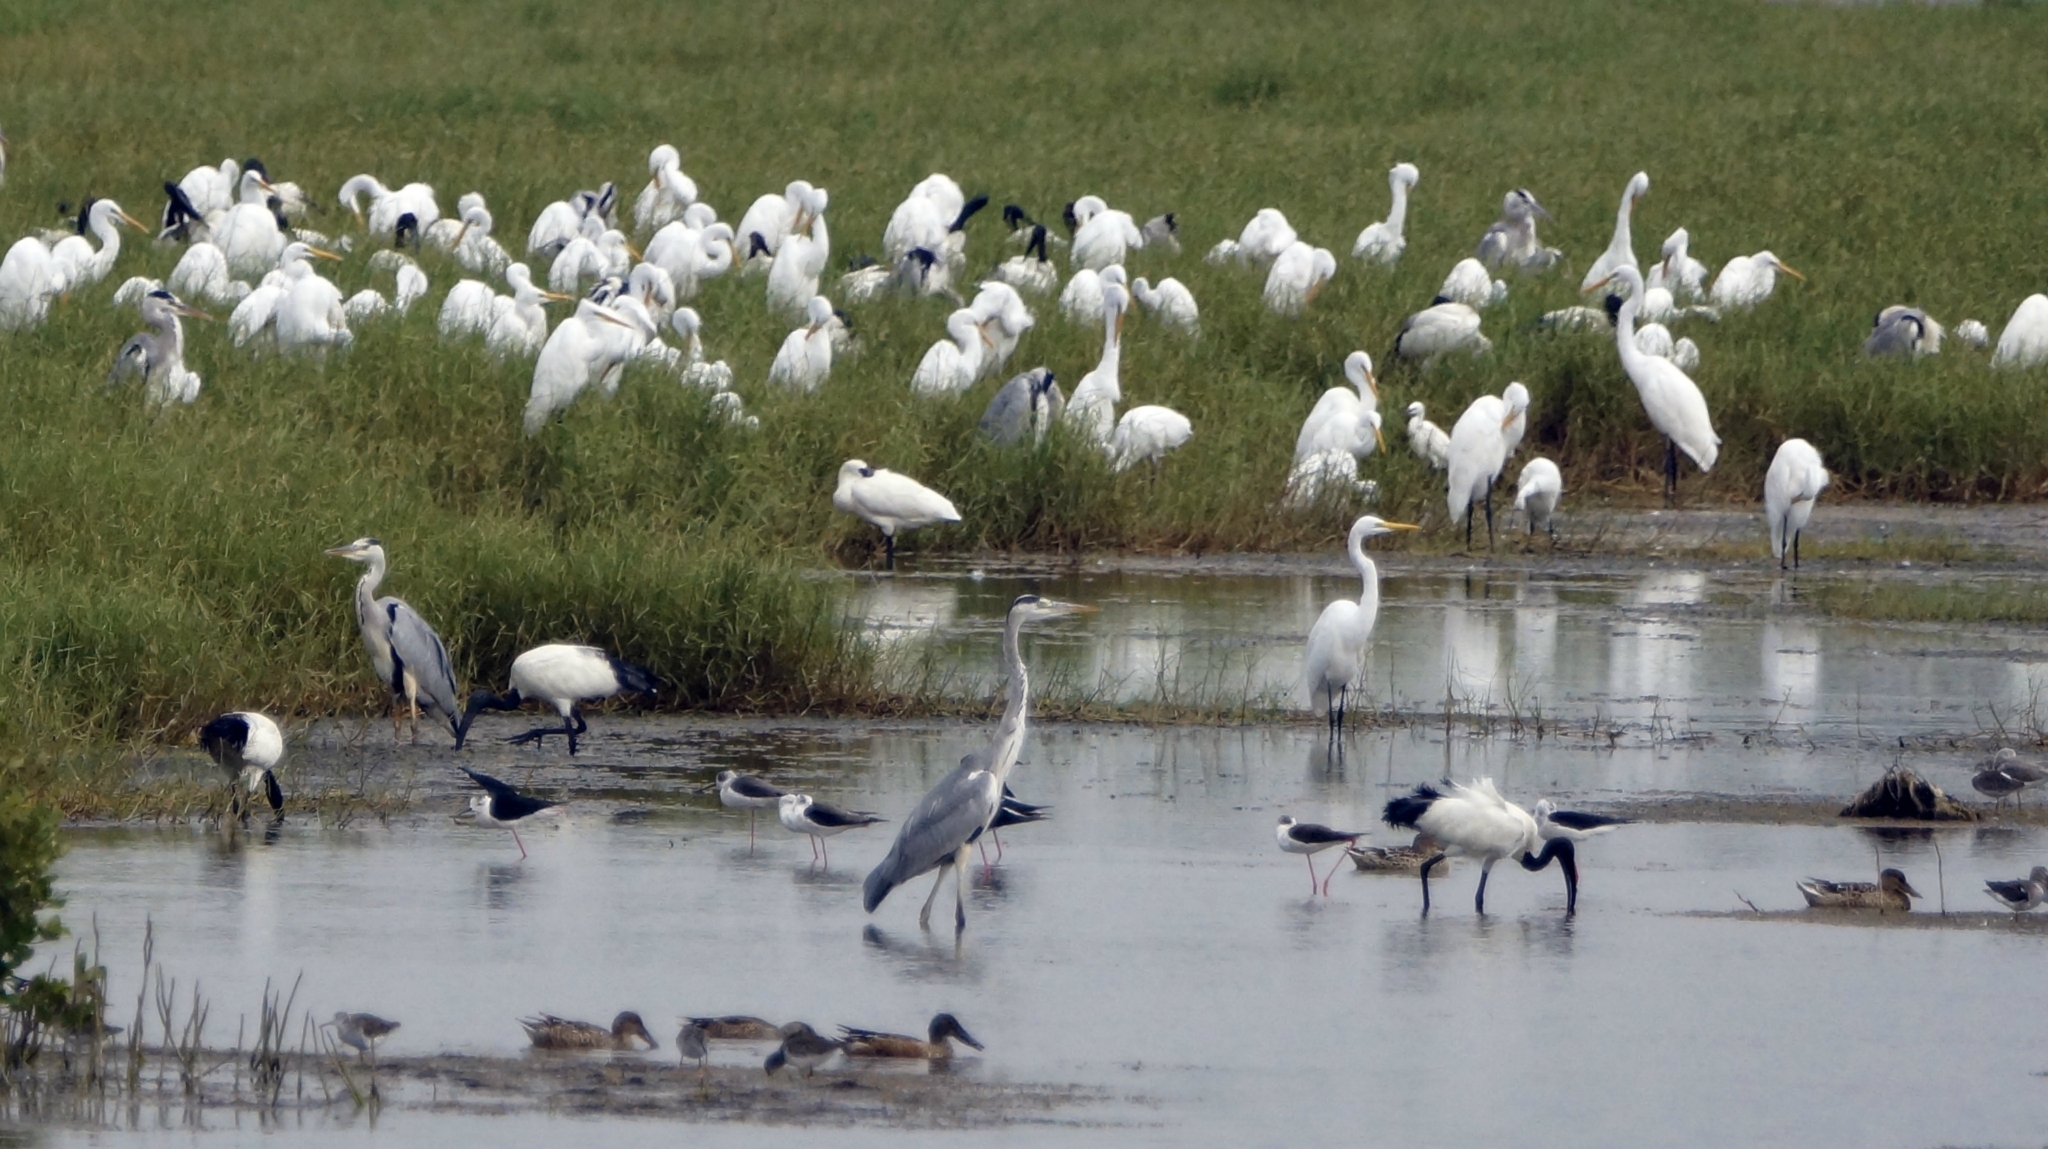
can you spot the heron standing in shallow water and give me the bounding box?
[325,538,461,743]
[863,595,1093,932]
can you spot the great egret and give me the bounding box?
[1764,438,1828,569]
[50,198,146,290]
[882,173,966,262]
[838,1014,982,1061]
[339,173,440,245]
[1109,405,1192,473]
[777,794,885,867]
[1595,265,1719,503]
[1210,207,1295,267]
[167,242,248,305]
[632,144,698,233]
[1352,163,1420,266]
[344,254,428,322]
[1059,262,1126,325]
[109,288,209,408]
[0,237,68,330]
[457,643,662,754]
[768,296,836,391]
[325,538,461,743]
[1445,387,1525,549]
[1475,189,1560,272]
[216,170,285,276]
[1276,816,1366,897]
[423,191,483,250]
[1069,195,1143,270]
[443,203,510,276]
[662,219,737,302]
[863,595,1092,931]
[736,180,816,267]
[988,224,1058,295]
[910,308,992,397]
[1064,281,1127,447]
[1394,301,1491,360]
[1646,227,1708,301]
[527,184,613,258]
[549,220,634,294]
[1579,171,1649,293]
[198,711,284,819]
[979,367,1063,446]
[967,280,1035,377]
[832,459,961,569]
[1304,514,1419,734]
[1500,380,1530,458]
[1435,257,1507,309]
[766,186,831,318]
[492,266,574,355]
[523,297,652,434]
[1514,457,1562,539]
[1383,779,1579,914]
[1990,295,2048,369]
[1405,402,1451,470]
[1294,350,1381,461]
[1263,242,1336,316]
[1984,866,2048,914]
[1796,870,1920,911]
[1282,448,1377,509]
[1129,275,1198,337]
[274,243,353,353]
[1708,251,1804,309]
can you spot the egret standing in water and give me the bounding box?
[863,596,1093,933]
[325,538,461,743]
[1764,439,1829,570]
[1594,265,1718,504]
[1304,516,1419,736]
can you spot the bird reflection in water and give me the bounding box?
[481,862,532,912]
[860,924,983,975]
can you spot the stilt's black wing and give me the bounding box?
[1547,809,1633,832]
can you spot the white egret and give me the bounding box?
[0,237,69,330]
[1352,163,1420,266]
[109,288,209,408]
[1990,295,2048,369]
[527,185,609,258]
[910,308,992,397]
[1394,301,1491,360]
[1764,438,1828,570]
[1069,195,1143,271]
[345,254,428,322]
[967,280,1035,378]
[1283,449,1378,509]
[671,220,738,302]
[1263,242,1336,317]
[1475,189,1560,272]
[1211,207,1295,267]
[1630,320,1699,372]
[1404,402,1450,470]
[1304,514,1419,734]
[1295,351,1381,461]
[1110,404,1192,473]
[1276,817,1367,897]
[549,220,634,294]
[979,367,1063,446]
[445,203,510,276]
[1646,227,1708,301]
[1383,779,1579,914]
[883,173,966,262]
[1514,457,1562,539]
[1064,281,1126,447]
[1579,171,1649,293]
[632,144,698,233]
[217,169,285,276]
[736,179,816,268]
[1445,389,1522,550]
[168,243,250,305]
[1500,380,1530,458]
[1708,250,1804,309]
[1435,257,1507,309]
[481,265,572,355]
[198,711,285,819]
[1596,265,1719,502]
[424,191,484,250]
[1,124,10,187]
[768,296,836,391]
[1129,275,1198,337]
[832,459,961,570]
[457,643,662,754]
[339,173,441,245]
[50,198,146,290]
[659,306,734,390]
[274,243,353,353]
[766,186,830,318]
[523,297,652,434]
[864,595,1091,931]
[325,538,461,743]
[989,224,1059,295]
[111,275,160,306]
[1058,262,1125,325]
[1863,306,1941,358]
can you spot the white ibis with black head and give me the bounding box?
[458,643,662,755]
[703,770,786,849]
[1276,816,1365,897]
[777,793,885,866]
[1383,779,1578,914]
[199,712,285,820]
[460,767,561,859]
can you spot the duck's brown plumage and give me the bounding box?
[521,1011,659,1050]
[1347,833,1443,873]
[687,1015,782,1041]
[839,1013,983,1059]
[1797,868,1920,911]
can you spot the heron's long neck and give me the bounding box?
[1350,535,1380,616]
[158,314,185,360]
[1096,315,1121,394]
[991,612,1031,786]
[354,553,386,625]
[1613,293,1645,370]
[90,217,122,274]
[1385,178,1409,234]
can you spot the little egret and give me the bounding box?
[1405,402,1451,470]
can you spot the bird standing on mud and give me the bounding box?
[457,643,662,754]
[327,538,462,743]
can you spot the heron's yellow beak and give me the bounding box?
[118,210,148,232]
[542,290,575,302]
[626,242,643,261]
[1306,281,1325,304]
[1382,521,1421,531]
[451,222,471,250]
[1114,309,1124,341]
[1363,370,1378,401]
[1776,261,1806,282]
[310,247,344,262]
[173,301,213,320]
[1373,423,1386,452]
[1588,272,1616,292]
[1500,413,1519,431]
[594,309,633,328]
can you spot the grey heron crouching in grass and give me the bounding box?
[863,595,1093,933]
[457,643,663,754]
[325,538,461,744]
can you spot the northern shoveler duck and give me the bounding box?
[1985,866,2048,913]
[330,1012,399,1060]
[1347,833,1442,873]
[1797,869,1920,911]
[520,1011,659,1051]
[687,1015,782,1041]
[764,1022,843,1077]
[839,1013,983,1060]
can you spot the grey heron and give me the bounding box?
[978,367,1063,446]
[457,643,663,754]
[862,595,1093,933]
[325,538,461,743]
[109,289,210,409]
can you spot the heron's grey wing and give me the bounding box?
[383,598,462,733]
[108,334,152,387]
[862,757,999,912]
[979,375,1031,444]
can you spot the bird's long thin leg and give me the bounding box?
[954,847,970,934]
[1306,852,1319,896]
[1664,438,1679,506]
[919,862,949,930]
[1793,530,1801,570]
[884,533,897,572]
[1418,853,1445,914]
[749,808,757,852]
[820,835,829,869]
[1475,859,1495,914]
[993,830,1005,862]
[565,707,582,756]
[1336,686,1347,736]
[1465,505,1474,550]
[1484,485,1495,551]
[513,827,528,860]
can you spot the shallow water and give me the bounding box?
[30,564,2048,1146]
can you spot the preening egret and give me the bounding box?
[344,254,427,322]
[1646,227,1708,301]
[1070,195,1144,270]
[217,169,284,276]
[198,711,284,819]
[1580,171,1649,293]
[109,288,209,408]
[778,794,885,866]
[1394,301,1491,361]
[339,173,440,245]
[1984,866,2048,913]
[657,218,737,302]
[324,538,461,743]
[1059,262,1126,325]
[1064,281,1127,447]
[1304,514,1419,734]
[1475,189,1560,272]
[1283,449,1377,509]
[1797,870,1919,911]
[1211,207,1296,267]
[1277,816,1366,897]
[527,184,613,258]
[492,265,574,355]
[424,191,484,250]
[838,1014,983,1061]
[1708,250,1804,309]
[462,767,562,859]
[833,459,960,570]
[1435,257,1507,309]
[1110,405,1192,473]
[1294,350,1381,462]
[444,203,510,275]
[633,144,698,232]
[1382,779,1579,914]
[910,308,992,397]
[1500,381,1530,458]
[1405,402,1451,470]
[766,186,831,318]
[768,295,836,391]
[988,224,1059,295]
[1445,387,1525,550]
[1630,320,1699,372]
[863,595,1092,931]
[1990,295,2048,369]
[457,643,662,754]
[736,180,817,267]
[1763,438,1828,570]
[0,237,68,330]
[549,221,634,294]
[49,198,146,290]
[1596,265,1720,503]
[1514,457,1562,539]
[1352,163,1419,266]
[883,174,966,262]
[1263,242,1336,316]
[979,367,1063,446]
[648,306,733,390]
[168,242,248,305]
[1129,275,1198,337]
[274,243,353,353]
[967,281,1034,377]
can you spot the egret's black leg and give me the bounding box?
[884,533,897,571]
[1484,486,1495,551]
[1664,438,1679,506]
[1792,530,1801,570]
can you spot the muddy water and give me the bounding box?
[35,564,2048,1146]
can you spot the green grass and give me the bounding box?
[2,0,2047,765]
[1806,578,2048,624]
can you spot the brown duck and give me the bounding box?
[520,1011,659,1050]
[1797,869,1920,911]
[685,1015,782,1041]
